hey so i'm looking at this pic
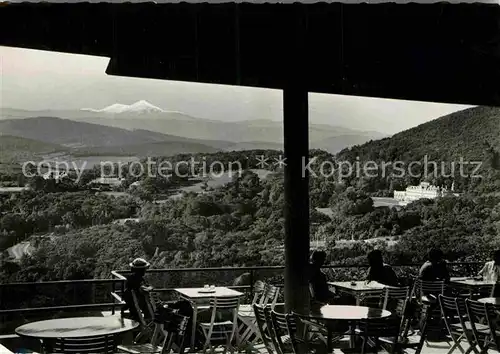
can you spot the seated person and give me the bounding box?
[309,250,336,304]
[121,258,154,322]
[478,250,500,297]
[419,248,450,282]
[366,250,399,287]
[478,250,500,281]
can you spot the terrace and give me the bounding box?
[0,262,489,353]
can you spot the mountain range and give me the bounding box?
[0,101,387,160]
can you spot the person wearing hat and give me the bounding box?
[121,258,153,321]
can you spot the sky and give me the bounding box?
[0,46,474,134]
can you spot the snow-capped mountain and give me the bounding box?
[82,100,166,114]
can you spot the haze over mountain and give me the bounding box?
[1,102,387,152]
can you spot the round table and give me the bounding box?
[478,297,500,305]
[16,316,139,353]
[304,305,392,352]
[308,305,391,321]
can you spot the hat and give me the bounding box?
[129,258,151,269]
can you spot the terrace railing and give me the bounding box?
[0,262,483,336]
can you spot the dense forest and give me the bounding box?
[0,106,499,288]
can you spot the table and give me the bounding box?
[15,316,139,353]
[175,287,244,351]
[450,277,496,297]
[478,297,500,305]
[306,305,391,352]
[328,281,386,305]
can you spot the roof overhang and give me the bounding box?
[1,3,500,106]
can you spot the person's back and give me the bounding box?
[368,264,399,287]
[310,265,330,303]
[418,248,450,282]
[309,250,334,304]
[366,250,399,286]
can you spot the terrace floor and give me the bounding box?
[0,311,474,354]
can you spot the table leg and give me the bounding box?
[349,321,356,348]
[327,329,333,353]
[190,302,198,352]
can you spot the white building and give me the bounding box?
[394,181,460,203]
[89,177,125,187]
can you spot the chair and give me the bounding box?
[254,304,277,354]
[239,283,280,344]
[381,286,410,311]
[126,288,158,343]
[199,295,241,354]
[269,309,294,354]
[485,303,500,351]
[293,312,348,354]
[465,299,493,354]
[439,295,479,354]
[51,335,117,353]
[354,317,402,354]
[118,308,188,354]
[411,279,447,340]
[377,298,427,354]
[239,281,267,316]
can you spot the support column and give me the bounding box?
[283,85,310,314]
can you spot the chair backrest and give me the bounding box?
[130,288,157,326]
[382,286,410,310]
[252,280,266,304]
[161,312,190,354]
[465,299,489,351]
[270,309,294,354]
[52,335,117,353]
[359,289,386,307]
[412,279,446,300]
[358,317,401,338]
[253,304,275,354]
[263,284,280,308]
[205,295,241,343]
[439,295,469,338]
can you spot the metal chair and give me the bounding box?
[254,304,277,354]
[485,302,500,351]
[353,317,402,354]
[126,288,158,343]
[377,298,427,354]
[51,335,117,353]
[439,295,479,354]
[118,308,188,354]
[411,279,447,341]
[199,295,241,354]
[269,309,294,354]
[239,283,280,344]
[381,286,410,311]
[465,299,493,354]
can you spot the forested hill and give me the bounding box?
[334,106,500,194]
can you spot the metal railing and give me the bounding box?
[110,262,483,303]
[0,262,484,323]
